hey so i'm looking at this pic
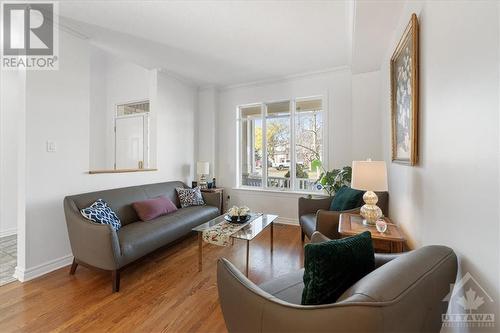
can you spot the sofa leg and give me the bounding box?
[301,230,305,242]
[69,258,78,275]
[112,270,120,292]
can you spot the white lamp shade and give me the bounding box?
[197,162,210,175]
[351,160,388,192]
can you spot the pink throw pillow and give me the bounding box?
[132,196,178,221]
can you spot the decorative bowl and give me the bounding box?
[224,214,250,223]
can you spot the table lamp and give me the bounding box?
[197,162,210,189]
[351,159,388,225]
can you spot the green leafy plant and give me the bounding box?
[315,165,352,196]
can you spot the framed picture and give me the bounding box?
[391,13,419,165]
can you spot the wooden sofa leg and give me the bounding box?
[301,230,305,242]
[69,258,78,275]
[112,270,120,292]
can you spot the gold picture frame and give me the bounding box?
[391,13,419,165]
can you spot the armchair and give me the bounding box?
[298,192,389,241]
[217,231,457,333]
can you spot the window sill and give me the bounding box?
[232,186,328,197]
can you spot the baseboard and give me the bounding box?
[14,254,73,282]
[0,228,17,238]
[275,217,299,226]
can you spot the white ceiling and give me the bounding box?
[58,1,403,87]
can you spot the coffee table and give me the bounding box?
[192,213,278,276]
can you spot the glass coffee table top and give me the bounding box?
[192,213,278,241]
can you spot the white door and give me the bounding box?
[115,115,146,169]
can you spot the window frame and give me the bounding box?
[237,95,327,194]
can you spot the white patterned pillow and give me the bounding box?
[80,199,122,231]
[176,187,205,208]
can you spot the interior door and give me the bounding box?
[115,115,145,169]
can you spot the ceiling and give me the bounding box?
[58,1,403,87]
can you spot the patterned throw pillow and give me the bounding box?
[80,199,122,231]
[176,187,205,208]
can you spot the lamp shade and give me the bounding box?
[197,162,209,175]
[351,160,388,192]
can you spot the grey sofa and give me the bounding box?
[217,232,457,333]
[298,191,389,241]
[64,181,221,292]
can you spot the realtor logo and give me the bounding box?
[1,1,59,69]
[442,272,495,329]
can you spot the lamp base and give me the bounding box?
[360,191,382,225]
[199,174,208,189]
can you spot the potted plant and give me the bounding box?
[314,163,352,196]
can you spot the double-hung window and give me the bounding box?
[238,97,325,193]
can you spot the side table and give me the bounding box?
[338,213,406,253]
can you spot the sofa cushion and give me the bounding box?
[301,231,375,305]
[330,186,364,211]
[132,196,178,221]
[176,187,205,208]
[118,205,219,265]
[299,213,316,238]
[80,199,122,231]
[259,269,305,305]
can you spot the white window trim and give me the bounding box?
[237,95,327,193]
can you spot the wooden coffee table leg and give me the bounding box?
[246,240,250,277]
[198,232,203,272]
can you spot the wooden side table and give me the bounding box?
[338,213,406,253]
[200,188,224,214]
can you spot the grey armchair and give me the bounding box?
[298,191,389,241]
[217,232,457,333]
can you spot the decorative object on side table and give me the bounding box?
[391,13,419,165]
[376,219,388,233]
[339,213,405,253]
[351,159,388,225]
[197,161,210,189]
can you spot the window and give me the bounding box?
[238,97,325,192]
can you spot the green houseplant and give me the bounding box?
[315,164,352,196]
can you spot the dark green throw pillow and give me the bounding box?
[330,185,364,211]
[301,231,375,305]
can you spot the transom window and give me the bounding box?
[238,97,325,193]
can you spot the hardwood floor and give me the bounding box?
[0,224,304,332]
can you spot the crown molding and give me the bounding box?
[220,65,351,91]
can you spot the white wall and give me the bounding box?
[20,30,197,280]
[380,1,499,329]
[216,69,353,222]
[351,70,382,161]
[89,47,153,170]
[197,87,218,180]
[0,69,25,238]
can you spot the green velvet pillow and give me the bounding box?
[330,185,364,211]
[301,231,375,305]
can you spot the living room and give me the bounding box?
[0,1,498,332]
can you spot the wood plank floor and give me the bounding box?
[0,224,304,332]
